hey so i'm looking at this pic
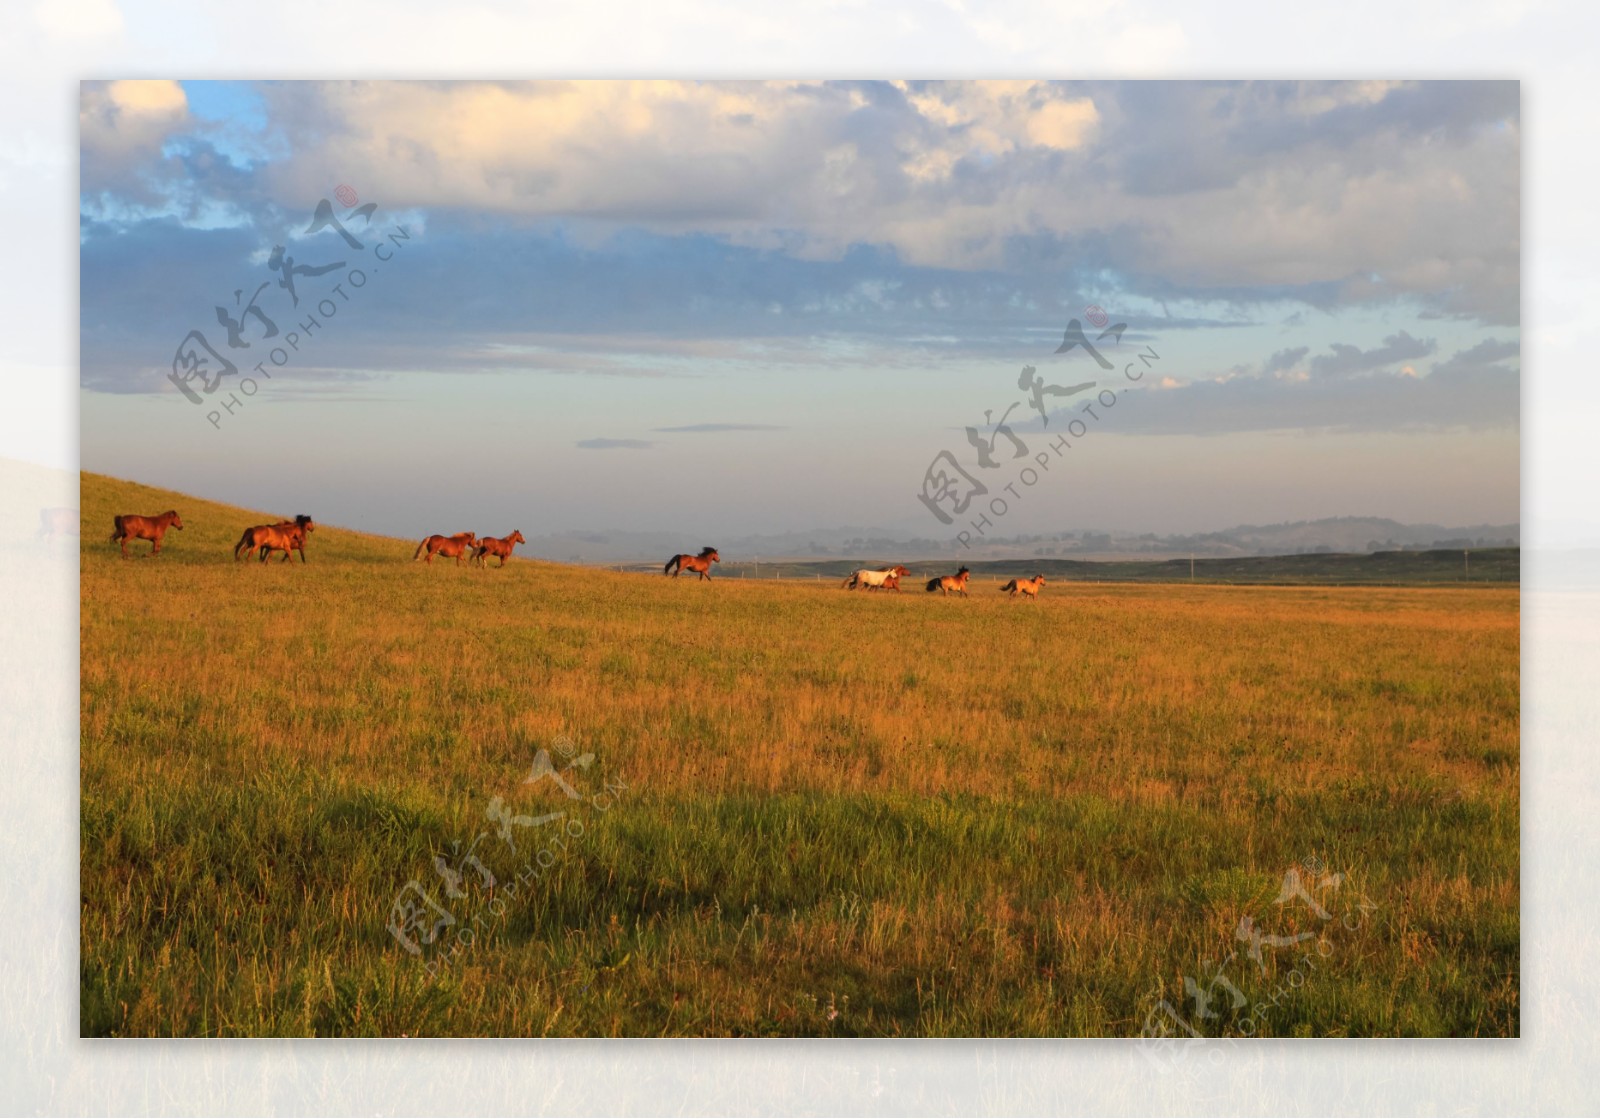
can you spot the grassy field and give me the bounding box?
[79,472,1519,1037]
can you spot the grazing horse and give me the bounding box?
[665,547,720,580]
[235,515,315,563]
[1001,574,1047,600]
[110,510,183,558]
[414,532,478,566]
[926,566,972,596]
[472,530,526,568]
[843,565,910,591]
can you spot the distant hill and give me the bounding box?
[519,516,1519,564]
[703,549,1519,587]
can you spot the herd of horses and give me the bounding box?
[840,564,1046,599]
[106,511,1051,598]
[413,530,528,567]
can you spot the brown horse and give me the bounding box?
[869,564,912,592]
[256,517,316,564]
[414,532,478,566]
[110,510,182,558]
[926,566,971,596]
[235,515,315,563]
[665,547,720,580]
[472,530,526,568]
[1001,574,1047,600]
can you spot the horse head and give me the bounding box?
[702,547,720,563]
[509,531,526,545]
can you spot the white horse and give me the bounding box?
[842,565,910,591]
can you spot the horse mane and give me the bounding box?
[701,546,718,555]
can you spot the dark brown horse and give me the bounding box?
[665,547,720,580]
[110,510,182,558]
[926,566,971,596]
[235,515,315,563]
[472,530,526,568]
[1001,574,1047,600]
[415,531,478,566]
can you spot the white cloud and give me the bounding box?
[80,79,189,195]
[89,78,1521,323]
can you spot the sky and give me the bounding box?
[78,79,1520,543]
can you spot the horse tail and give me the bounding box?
[109,515,124,543]
[414,538,429,561]
[926,577,940,592]
[664,555,680,576]
[841,573,855,589]
[233,528,253,561]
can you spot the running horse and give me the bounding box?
[843,565,911,591]
[414,532,478,566]
[664,547,720,580]
[472,530,526,568]
[926,566,971,596]
[1000,574,1047,600]
[235,515,315,563]
[110,510,183,558]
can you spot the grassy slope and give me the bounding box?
[79,473,1519,1037]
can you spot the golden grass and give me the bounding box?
[79,472,1519,1036]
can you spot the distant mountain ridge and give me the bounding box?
[521,516,1520,564]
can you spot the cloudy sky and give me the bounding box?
[79,79,1519,542]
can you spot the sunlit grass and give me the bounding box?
[79,472,1518,1036]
